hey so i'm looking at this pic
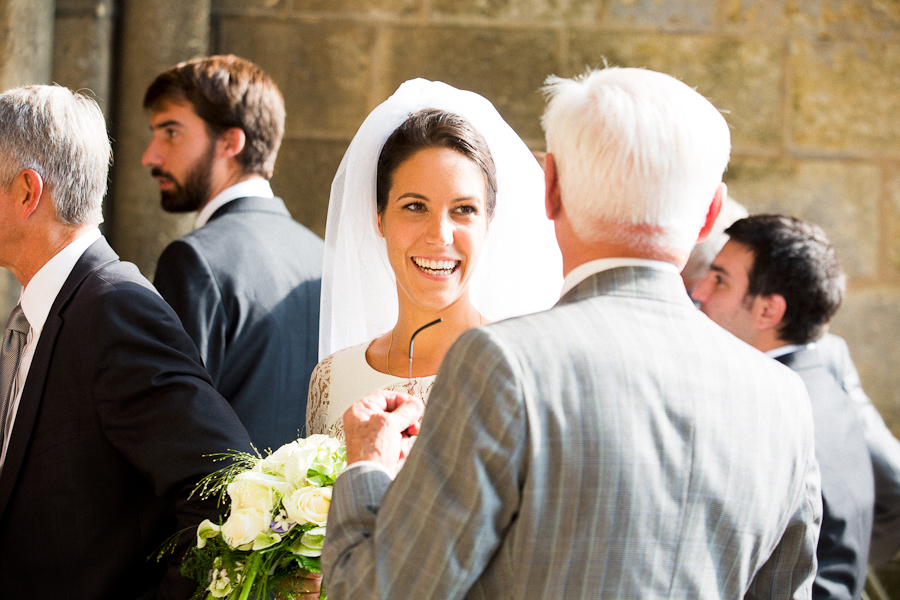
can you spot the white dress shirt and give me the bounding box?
[194,178,274,230]
[560,257,681,298]
[0,228,101,470]
[766,343,814,359]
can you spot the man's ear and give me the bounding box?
[751,293,786,332]
[697,182,726,243]
[544,152,562,220]
[377,211,385,238]
[17,169,44,220]
[218,127,247,159]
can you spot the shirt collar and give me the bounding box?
[194,179,274,230]
[20,228,101,336]
[560,258,681,298]
[765,343,814,359]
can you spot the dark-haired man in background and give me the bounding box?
[692,214,876,600]
[143,55,324,452]
[684,202,900,568]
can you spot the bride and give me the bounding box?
[306,79,562,436]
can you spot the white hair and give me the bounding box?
[542,67,731,255]
[0,85,110,226]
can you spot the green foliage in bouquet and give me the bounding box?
[183,435,347,599]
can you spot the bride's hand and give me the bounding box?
[343,390,424,471]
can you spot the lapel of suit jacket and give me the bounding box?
[0,237,119,519]
[207,196,291,223]
[557,265,695,308]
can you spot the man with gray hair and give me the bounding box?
[321,68,822,599]
[0,86,254,598]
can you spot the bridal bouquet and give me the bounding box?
[183,434,346,599]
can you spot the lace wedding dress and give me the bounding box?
[306,341,436,438]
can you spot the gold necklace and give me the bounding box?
[386,314,483,378]
[386,328,394,376]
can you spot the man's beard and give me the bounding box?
[155,140,216,213]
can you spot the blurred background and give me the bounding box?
[2,0,899,590]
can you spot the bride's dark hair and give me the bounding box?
[376,108,497,219]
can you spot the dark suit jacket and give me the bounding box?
[154,196,324,452]
[777,347,875,600]
[818,333,900,564]
[0,237,254,600]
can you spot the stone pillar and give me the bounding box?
[0,0,54,89]
[53,0,116,116]
[110,0,209,278]
[0,0,55,315]
[53,0,117,235]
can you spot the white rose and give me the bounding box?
[284,435,343,488]
[283,443,321,488]
[255,440,302,476]
[221,507,271,549]
[284,486,331,526]
[269,440,301,463]
[227,472,287,514]
[300,434,334,449]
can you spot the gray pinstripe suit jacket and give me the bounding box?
[323,266,822,599]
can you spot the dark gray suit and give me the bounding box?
[154,196,324,452]
[0,237,254,599]
[817,333,900,564]
[777,347,875,600]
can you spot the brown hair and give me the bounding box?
[725,214,845,345]
[144,54,285,179]
[376,109,497,219]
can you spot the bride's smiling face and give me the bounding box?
[378,146,489,313]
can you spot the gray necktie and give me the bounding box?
[0,304,29,449]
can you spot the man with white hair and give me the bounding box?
[0,86,253,598]
[323,68,822,599]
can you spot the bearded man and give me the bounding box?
[142,55,324,452]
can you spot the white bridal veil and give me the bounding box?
[319,78,563,359]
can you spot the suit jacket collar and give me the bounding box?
[0,237,118,519]
[558,265,695,309]
[207,196,291,224]
[774,346,825,372]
